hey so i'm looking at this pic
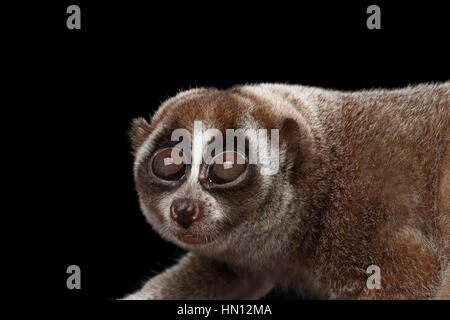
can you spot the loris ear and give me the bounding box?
[129,117,152,155]
[280,118,301,169]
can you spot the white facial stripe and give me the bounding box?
[189,120,204,182]
[133,88,208,176]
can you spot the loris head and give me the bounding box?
[129,86,324,260]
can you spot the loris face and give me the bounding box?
[130,88,306,256]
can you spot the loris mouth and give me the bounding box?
[178,233,215,245]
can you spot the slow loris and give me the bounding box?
[124,83,450,299]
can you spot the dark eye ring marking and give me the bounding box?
[150,147,186,181]
[208,151,246,184]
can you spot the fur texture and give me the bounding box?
[124,83,450,300]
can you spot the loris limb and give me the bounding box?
[123,253,273,300]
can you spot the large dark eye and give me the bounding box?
[151,148,185,181]
[209,151,246,184]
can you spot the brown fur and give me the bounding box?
[304,84,450,299]
[125,83,450,300]
[437,123,450,298]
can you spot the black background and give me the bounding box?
[17,0,449,304]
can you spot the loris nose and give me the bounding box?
[170,198,202,229]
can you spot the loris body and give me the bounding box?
[125,83,450,299]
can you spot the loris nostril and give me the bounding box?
[170,198,203,229]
